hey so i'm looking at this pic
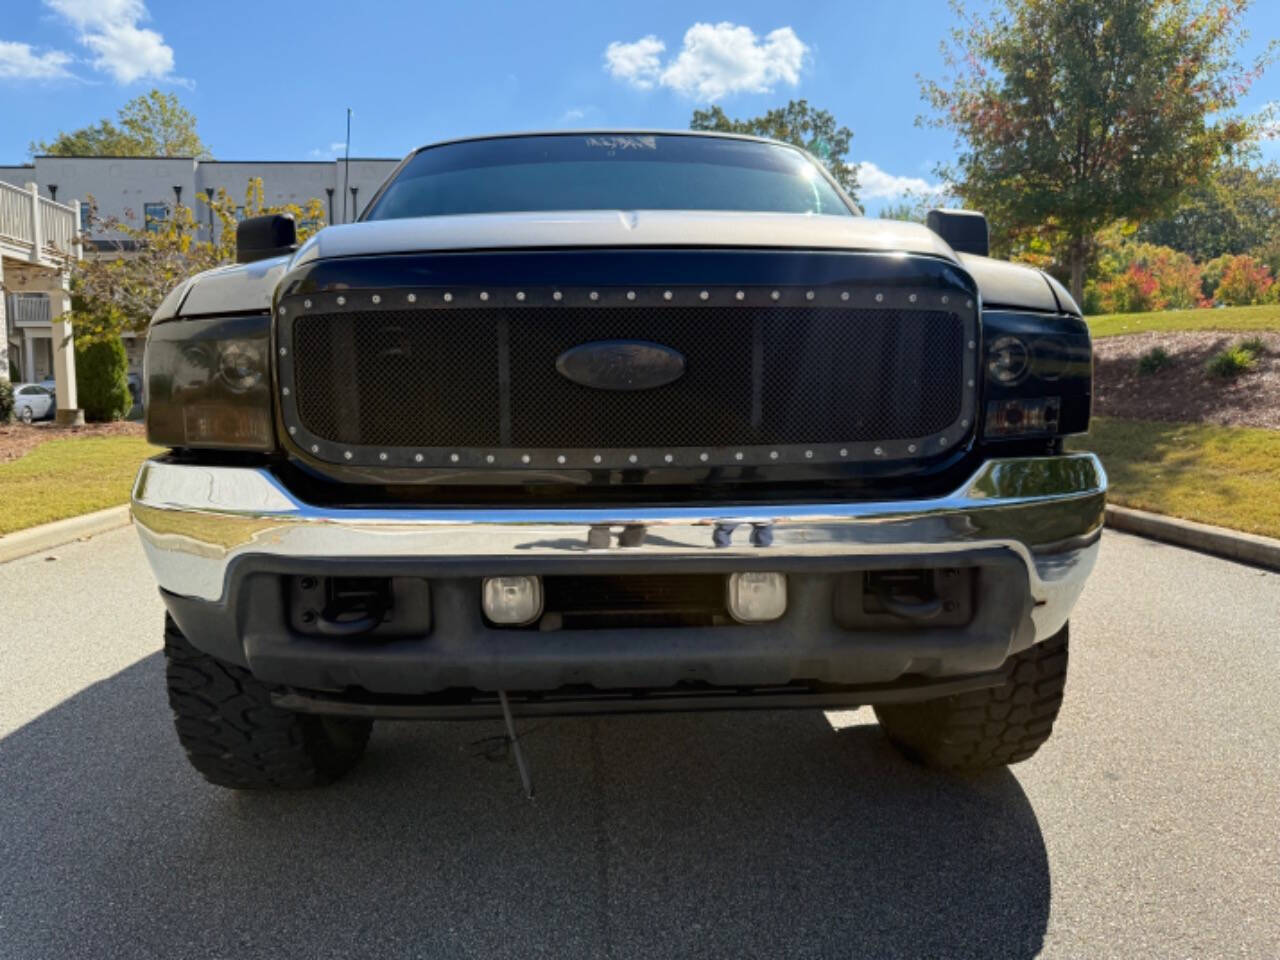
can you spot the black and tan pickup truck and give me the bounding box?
[132,131,1103,789]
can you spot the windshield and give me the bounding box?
[364,134,852,220]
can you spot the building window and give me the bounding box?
[234,206,246,222]
[144,202,170,233]
[79,201,92,229]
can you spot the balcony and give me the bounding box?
[0,181,78,268]
[7,293,52,328]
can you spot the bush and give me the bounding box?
[75,336,131,421]
[1093,264,1159,313]
[1090,243,1203,313]
[1206,344,1258,379]
[0,379,13,423]
[1137,347,1174,375]
[1200,254,1233,301]
[1238,336,1267,357]
[1213,255,1274,306]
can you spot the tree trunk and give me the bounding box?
[1068,237,1086,308]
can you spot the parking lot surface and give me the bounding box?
[1,527,1277,958]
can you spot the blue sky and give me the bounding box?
[3,0,1278,214]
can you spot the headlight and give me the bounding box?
[981,311,1090,441]
[144,313,274,450]
[986,335,1031,384]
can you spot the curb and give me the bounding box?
[0,505,132,565]
[1105,504,1280,572]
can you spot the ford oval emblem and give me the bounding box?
[555,340,686,391]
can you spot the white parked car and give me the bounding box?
[12,383,55,423]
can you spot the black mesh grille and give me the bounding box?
[294,309,501,447]
[290,302,965,453]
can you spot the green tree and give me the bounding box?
[32,90,210,159]
[690,99,860,204]
[72,178,326,339]
[922,0,1271,303]
[1138,157,1280,260]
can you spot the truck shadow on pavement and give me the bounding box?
[1,653,1050,959]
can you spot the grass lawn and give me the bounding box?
[1087,303,1280,339]
[0,434,160,536]
[1069,417,1280,540]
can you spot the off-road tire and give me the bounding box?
[163,615,372,789]
[874,625,1069,773]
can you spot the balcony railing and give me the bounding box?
[6,293,52,327]
[0,181,78,265]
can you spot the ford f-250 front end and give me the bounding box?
[132,132,1104,789]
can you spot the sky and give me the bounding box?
[2,0,1278,215]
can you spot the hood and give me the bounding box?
[158,209,1077,319]
[159,254,291,320]
[289,210,959,263]
[956,253,1081,316]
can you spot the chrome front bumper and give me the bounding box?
[131,453,1105,646]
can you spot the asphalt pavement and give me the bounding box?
[1,527,1277,959]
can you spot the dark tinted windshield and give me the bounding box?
[365,134,852,220]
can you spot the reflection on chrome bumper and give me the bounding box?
[131,454,1105,642]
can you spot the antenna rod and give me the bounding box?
[342,108,352,223]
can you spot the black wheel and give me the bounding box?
[163,615,372,789]
[19,405,33,424]
[874,625,1069,773]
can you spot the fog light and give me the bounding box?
[482,576,543,625]
[726,572,787,623]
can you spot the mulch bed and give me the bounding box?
[0,420,145,463]
[1092,331,1280,430]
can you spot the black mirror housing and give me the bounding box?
[236,214,298,264]
[926,209,989,257]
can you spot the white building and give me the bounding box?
[1,155,399,377]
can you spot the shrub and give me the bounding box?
[1248,240,1280,286]
[1213,255,1274,306]
[1094,264,1159,313]
[1090,243,1203,313]
[1200,254,1233,301]
[1137,347,1174,375]
[0,379,13,423]
[1206,345,1257,379]
[75,336,131,421]
[1238,337,1267,357]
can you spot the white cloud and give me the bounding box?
[560,107,587,123]
[0,39,73,79]
[857,162,942,200]
[81,22,172,83]
[309,142,351,158]
[43,0,174,83]
[605,23,807,102]
[660,23,806,101]
[604,35,665,90]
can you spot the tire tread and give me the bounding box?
[874,626,1069,773]
[163,615,370,789]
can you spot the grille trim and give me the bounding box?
[276,284,979,470]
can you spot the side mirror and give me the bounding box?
[236,214,298,264]
[926,209,989,257]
